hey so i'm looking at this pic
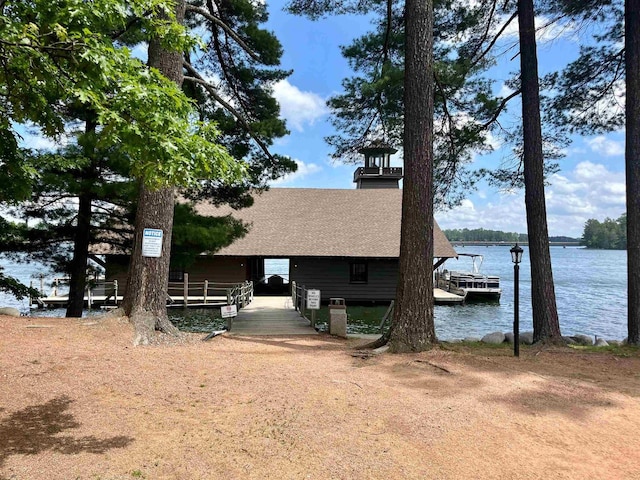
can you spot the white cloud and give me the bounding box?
[271,159,322,185]
[585,136,624,157]
[497,83,515,98]
[437,161,626,237]
[272,80,329,132]
[500,15,577,44]
[437,195,527,235]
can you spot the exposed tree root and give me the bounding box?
[130,307,180,346]
[358,329,391,350]
[414,359,452,374]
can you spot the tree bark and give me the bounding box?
[626,0,640,344]
[388,0,436,352]
[517,0,563,344]
[66,189,93,317]
[66,118,97,318]
[122,0,185,344]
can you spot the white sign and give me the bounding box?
[307,289,321,310]
[221,305,238,318]
[142,228,163,257]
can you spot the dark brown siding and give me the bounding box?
[357,179,400,189]
[105,255,248,296]
[290,257,398,303]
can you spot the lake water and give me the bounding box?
[0,247,629,340]
[434,246,627,340]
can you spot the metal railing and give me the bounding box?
[353,166,403,182]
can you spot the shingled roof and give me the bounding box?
[196,188,457,259]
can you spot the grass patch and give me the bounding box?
[568,344,640,357]
[169,309,225,333]
[304,305,390,334]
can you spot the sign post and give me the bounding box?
[221,304,238,318]
[221,304,238,331]
[306,289,321,328]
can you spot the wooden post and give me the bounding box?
[226,288,232,305]
[311,309,316,329]
[183,272,189,307]
[291,281,297,310]
[204,280,208,305]
[40,276,44,296]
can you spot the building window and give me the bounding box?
[168,270,184,282]
[350,261,368,283]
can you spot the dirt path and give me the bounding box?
[1,314,640,479]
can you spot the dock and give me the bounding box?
[434,288,466,304]
[31,278,254,310]
[226,296,317,336]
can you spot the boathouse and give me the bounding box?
[103,142,457,303]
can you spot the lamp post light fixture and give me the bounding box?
[510,243,524,357]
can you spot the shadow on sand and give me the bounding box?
[0,396,133,472]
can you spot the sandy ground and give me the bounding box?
[1,315,640,480]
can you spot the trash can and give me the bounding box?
[329,298,347,338]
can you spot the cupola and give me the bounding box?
[353,140,403,189]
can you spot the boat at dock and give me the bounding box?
[436,253,501,302]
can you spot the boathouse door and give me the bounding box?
[252,258,290,295]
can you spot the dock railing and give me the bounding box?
[31,277,120,309]
[33,275,253,310]
[291,281,318,328]
[166,275,253,307]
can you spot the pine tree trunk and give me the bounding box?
[626,0,640,344]
[66,118,97,318]
[66,189,92,317]
[517,0,563,344]
[388,0,436,353]
[122,0,185,344]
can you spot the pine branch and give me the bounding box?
[185,4,261,62]
[466,1,498,66]
[433,72,458,157]
[182,62,275,160]
[470,11,518,69]
[481,87,521,129]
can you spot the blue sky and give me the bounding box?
[262,1,627,238]
[15,2,627,238]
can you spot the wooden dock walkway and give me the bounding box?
[228,296,318,336]
[434,288,466,304]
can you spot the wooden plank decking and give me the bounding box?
[434,288,466,304]
[228,296,318,336]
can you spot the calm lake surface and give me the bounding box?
[0,247,629,340]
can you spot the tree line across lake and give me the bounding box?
[581,214,627,250]
[442,228,578,245]
[445,217,626,250]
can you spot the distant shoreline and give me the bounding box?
[450,241,581,247]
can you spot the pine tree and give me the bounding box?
[517,0,563,344]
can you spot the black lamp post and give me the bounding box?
[510,243,524,357]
